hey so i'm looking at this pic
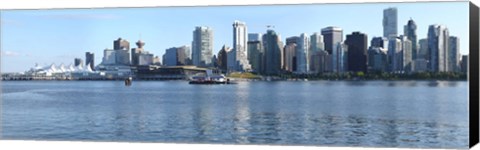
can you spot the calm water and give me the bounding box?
[1,80,469,148]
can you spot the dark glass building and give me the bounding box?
[85,52,94,70]
[321,26,343,55]
[262,30,283,75]
[404,18,418,59]
[345,32,368,73]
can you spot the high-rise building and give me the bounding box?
[138,53,154,66]
[114,37,130,50]
[217,45,230,73]
[248,41,263,73]
[428,25,449,72]
[383,7,398,38]
[399,35,413,73]
[192,26,214,67]
[262,29,283,75]
[131,40,145,66]
[321,26,343,55]
[388,37,402,72]
[368,47,388,72]
[231,20,251,72]
[460,55,468,73]
[164,47,178,66]
[309,33,325,72]
[85,52,94,70]
[370,37,389,49]
[310,50,329,74]
[404,18,418,59]
[74,58,83,67]
[418,38,428,60]
[448,36,460,72]
[177,45,191,66]
[248,33,263,42]
[283,43,297,72]
[295,33,310,74]
[345,32,368,73]
[332,42,348,73]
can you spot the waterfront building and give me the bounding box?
[164,47,178,66]
[138,53,154,66]
[368,47,388,72]
[192,26,214,67]
[383,7,398,38]
[295,33,310,74]
[418,38,428,60]
[428,24,449,72]
[248,33,263,42]
[371,37,389,49]
[400,35,413,73]
[231,20,251,72]
[413,58,429,72]
[217,45,230,73]
[310,50,329,74]
[460,55,468,73]
[74,58,83,67]
[333,42,348,73]
[321,26,343,54]
[153,56,161,65]
[247,41,263,73]
[114,37,130,51]
[283,43,297,72]
[262,29,283,75]
[131,40,145,66]
[309,33,324,72]
[85,52,94,71]
[345,32,368,73]
[177,45,191,66]
[388,38,401,72]
[404,18,418,59]
[448,36,460,72]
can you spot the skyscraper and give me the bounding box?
[232,20,251,71]
[114,37,130,50]
[85,52,94,70]
[164,47,178,66]
[399,35,413,72]
[283,43,297,72]
[321,26,343,55]
[418,38,428,60]
[262,29,283,75]
[404,18,418,60]
[248,33,262,42]
[295,33,310,74]
[217,45,230,73]
[333,42,348,72]
[74,58,83,67]
[345,32,368,73]
[448,36,460,72]
[383,7,398,38]
[309,33,325,72]
[460,55,468,73]
[388,37,402,72]
[192,26,214,67]
[428,25,449,72]
[248,41,263,73]
[370,37,389,49]
[131,40,145,66]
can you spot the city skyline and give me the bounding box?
[1,2,469,72]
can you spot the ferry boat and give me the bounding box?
[188,70,234,84]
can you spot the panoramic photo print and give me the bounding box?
[0,1,471,149]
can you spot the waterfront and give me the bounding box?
[1,80,469,148]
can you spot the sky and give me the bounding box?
[0,1,470,73]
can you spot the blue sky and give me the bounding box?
[0,1,469,73]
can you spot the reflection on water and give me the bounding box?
[1,80,469,148]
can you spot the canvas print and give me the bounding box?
[0,1,472,149]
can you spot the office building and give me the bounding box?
[262,29,283,75]
[428,24,449,72]
[85,52,94,70]
[192,26,214,67]
[321,26,343,54]
[448,36,460,72]
[404,18,418,59]
[231,20,251,71]
[383,7,398,38]
[345,32,368,73]
[74,58,83,67]
[283,43,297,72]
[248,41,263,73]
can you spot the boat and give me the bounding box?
[188,74,235,84]
[125,77,132,86]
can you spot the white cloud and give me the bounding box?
[2,50,20,56]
